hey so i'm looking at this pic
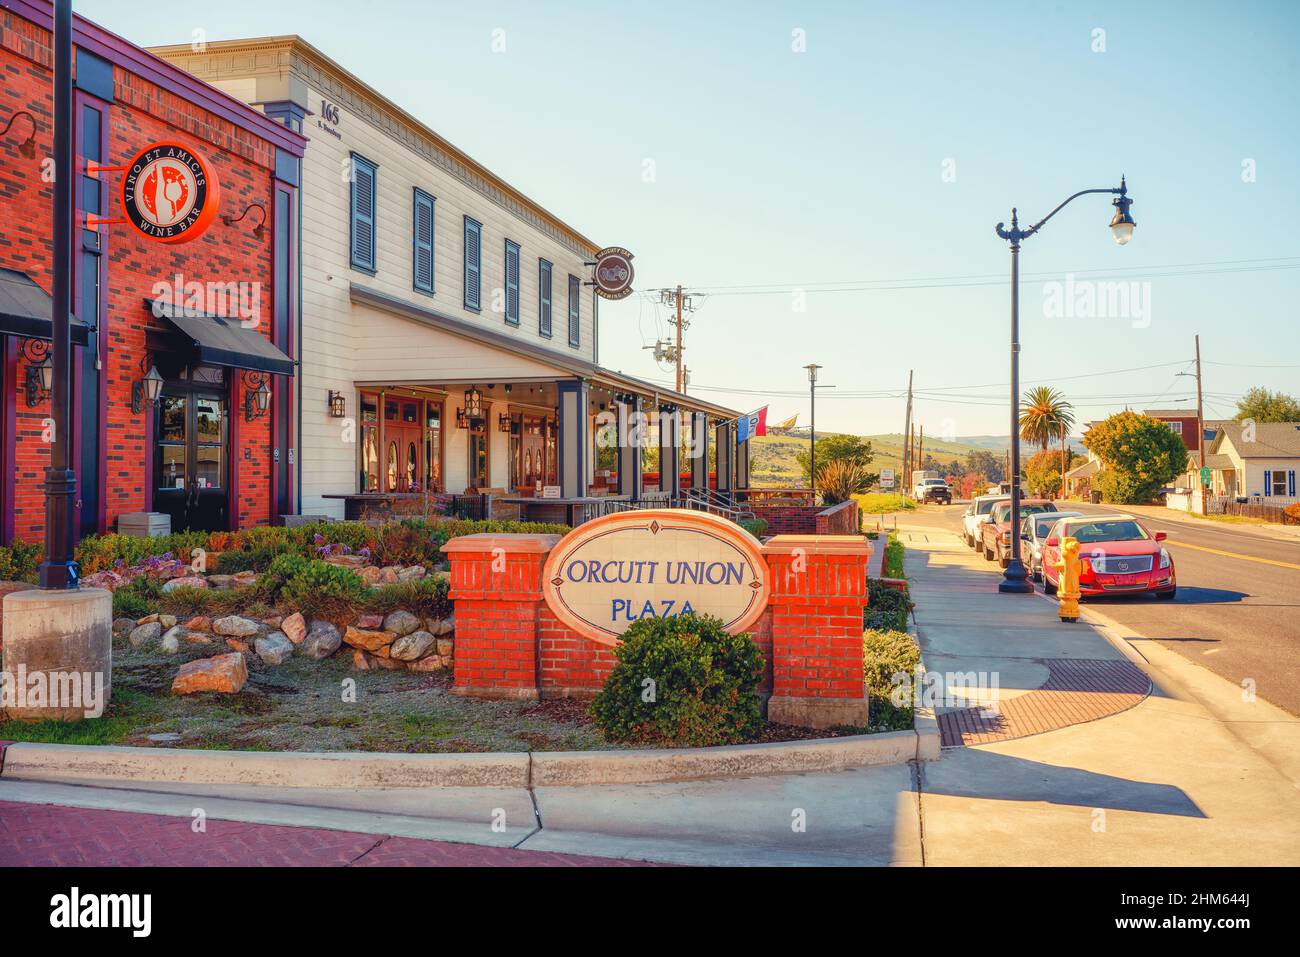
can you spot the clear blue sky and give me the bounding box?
[81,0,1300,437]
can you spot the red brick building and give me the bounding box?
[0,0,305,545]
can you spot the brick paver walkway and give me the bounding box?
[936,658,1151,747]
[0,800,650,867]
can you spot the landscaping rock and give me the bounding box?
[112,617,136,635]
[262,615,283,629]
[225,638,250,654]
[325,554,367,569]
[213,615,260,638]
[390,630,435,661]
[281,612,307,645]
[255,632,294,665]
[208,575,234,589]
[358,566,382,586]
[129,621,162,647]
[408,655,447,673]
[344,626,395,654]
[398,565,427,582]
[425,616,454,637]
[300,620,342,660]
[137,614,161,626]
[435,637,454,657]
[183,616,212,632]
[377,566,401,585]
[159,626,183,654]
[183,630,213,645]
[160,615,177,630]
[171,653,248,695]
[351,649,373,670]
[383,610,420,637]
[231,571,259,588]
[162,575,208,593]
[355,613,384,630]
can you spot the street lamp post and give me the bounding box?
[804,363,821,493]
[994,177,1135,594]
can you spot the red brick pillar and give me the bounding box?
[441,533,562,700]
[762,535,873,728]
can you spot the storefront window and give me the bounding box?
[194,396,225,489]
[360,392,379,492]
[469,425,489,489]
[425,402,443,492]
[387,441,398,491]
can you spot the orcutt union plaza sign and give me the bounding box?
[441,510,876,727]
[541,510,771,645]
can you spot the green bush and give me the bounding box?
[863,628,921,731]
[259,552,311,597]
[865,580,910,632]
[364,575,451,620]
[76,531,208,575]
[111,577,165,619]
[738,517,768,539]
[590,613,764,747]
[279,560,369,619]
[0,541,42,582]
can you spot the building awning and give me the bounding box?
[147,299,295,376]
[0,268,91,346]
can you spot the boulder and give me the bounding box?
[213,615,260,638]
[112,617,136,635]
[171,653,248,695]
[397,565,427,582]
[358,566,382,586]
[281,612,307,645]
[262,615,283,629]
[183,630,213,645]
[425,616,454,637]
[390,630,435,661]
[377,566,401,585]
[300,620,342,660]
[382,609,420,637]
[183,616,212,632]
[344,625,396,653]
[324,554,367,569]
[207,575,234,589]
[355,613,384,630]
[162,575,209,593]
[408,655,447,673]
[160,615,177,630]
[225,638,251,654]
[129,621,162,647]
[435,637,454,657]
[351,649,373,670]
[137,614,161,626]
[159,626,183,654]
[255,632,294,666]
[230,570,259,588]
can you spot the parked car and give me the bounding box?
[922,482,952,505]
[962,494,1007,549]
[1021,510,1082,581]
[980,499,1060,567]
[1039,514,1176,600]
[914,477,951,503]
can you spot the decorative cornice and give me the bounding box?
[150,35,601,259]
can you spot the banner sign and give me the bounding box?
[736,406,768,443]
[593,246,635,300]
[121,142,221,244]
[541,509,770,646]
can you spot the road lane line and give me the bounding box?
[1166,538,1300,571]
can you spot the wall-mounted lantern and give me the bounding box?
[131,360,165,414]
[498,412,511,433]
[222,202,267,240]
[463,386,483,418]
[242,370,272,422]
[328,390,347,418]
[1,109,37,159]
[20,339,53,407]
[455,408,469,430]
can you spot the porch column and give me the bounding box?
[557,379,589,498]
[691,412,708,490]
[716,421,734,492]
[616,394,641,500]
[658,405,681,498]
[736,430,751,489]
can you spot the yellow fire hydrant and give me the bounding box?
[1054,536,1082,622]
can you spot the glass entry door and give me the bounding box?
[153,367,230,532]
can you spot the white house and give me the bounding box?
[1202,420,1300,502]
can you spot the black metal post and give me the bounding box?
[809,379,816,494]
[999,213,1032,593]
[38,0,79,590]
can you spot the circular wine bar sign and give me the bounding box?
[542,509,770,646]
[121,142,221,244]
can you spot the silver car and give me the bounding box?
[1021,510,1082,581]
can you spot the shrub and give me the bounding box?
[0,541,42,582]
[590,613,764,747]
[279,560,369,619]
[364,575,452,620]
[111,577,164,619]
[257,552,311,599]
[865,580,910,632]
[76,531,208,575]
[862,628,921,731]
[369,522,439,569]
[817,460,875,505]
[1283,503,1300,525]
[738,517,768,539]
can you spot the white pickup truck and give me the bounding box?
[912,476,951,503]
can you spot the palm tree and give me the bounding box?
[1020,386,1075,452]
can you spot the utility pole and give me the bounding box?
[804,364,822,493]
[656,287,694,393]
[674,285,684,393]
[901,370,913,492]
[1195,334,1206,514]
[918,425,924,477]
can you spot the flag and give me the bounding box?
[736,406,768,443]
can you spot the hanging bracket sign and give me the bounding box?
[541,509,770,646]
[591,246,635,300]
[120,142,221,244]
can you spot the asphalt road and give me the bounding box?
[884,501,1300,716]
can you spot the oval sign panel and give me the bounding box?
[542,509,770,646]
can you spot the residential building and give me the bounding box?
[0,0,305,542]
[151,36,739,521]
[1201,420,1300,501]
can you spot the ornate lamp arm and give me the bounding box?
[996,177,1128,243]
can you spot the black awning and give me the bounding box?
[149,300,295,376]
[0,268,91,346]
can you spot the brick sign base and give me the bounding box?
[442,531,874,728]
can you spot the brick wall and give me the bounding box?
[750,500,860,536]
[1,8,284,542]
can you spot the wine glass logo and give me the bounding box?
[139,158,194,227]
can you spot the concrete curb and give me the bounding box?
[0,742,530,789]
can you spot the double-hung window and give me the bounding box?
[349,154,377,273]
[567,274,580,348]
[539,259,553,337]
[463,217,482,310]
[504,240,520,325]
[412,189,435,293]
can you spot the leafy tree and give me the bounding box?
[796,433,874,482]
[1236,387,1300,423]
[966,449,1005,483]
[1020,386,1075,451]
[1023,448,1077,497]
[1082,412,1186,503]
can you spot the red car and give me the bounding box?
[980,499,1060,567]
[1040,514,1176,599]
